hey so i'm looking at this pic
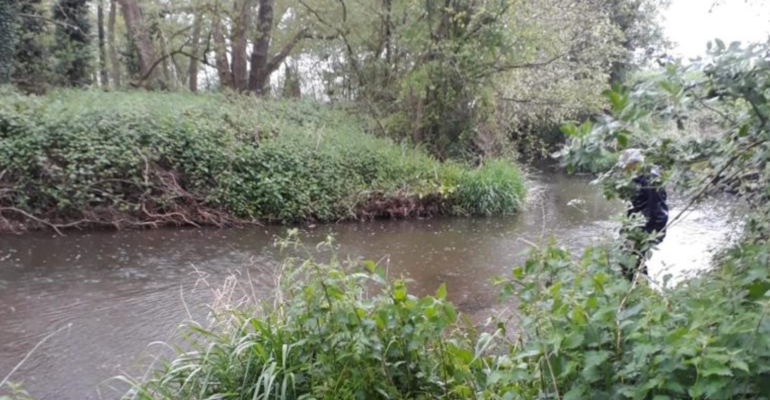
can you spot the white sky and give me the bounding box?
[665,0,770,60]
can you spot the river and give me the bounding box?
[0,171,740,399]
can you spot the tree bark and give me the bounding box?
[609,0,636,85]
[108,0,121,87]
[97,0,109,87]
[0,0,15,85]
[117,0,159,86]
[231,0,253,91]
[412,90,424,145]
[212,6,234,89]
[157,27,174,87]
[248,0,275,94]
[187,7,203,92]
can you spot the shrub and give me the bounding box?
[450,159,526,216]
[121,231,770,400]
[119,235,489,400]
[0,89,526,230]
[493,238,770,399]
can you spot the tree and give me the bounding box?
[53,0,93,87]
[248,0,276,94]
[13,0,49,91]
[187,4,203,92]
[117,0,160,86]
[98,0,109,86]
[608,0,670,85]
[231,0,254,91]
[0,0,16,85]
[108,0,121,87]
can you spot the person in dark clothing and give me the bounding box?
[618,149,669,280]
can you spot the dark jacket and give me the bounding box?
[628,170,669,241]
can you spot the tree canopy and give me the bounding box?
[2,0,670,157]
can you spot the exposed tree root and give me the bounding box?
[357,191,449,220]
[0,163,260,235]
[0,163,456,234]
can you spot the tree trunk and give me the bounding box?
[117,0,159,86]
[609,0,635,85]
[53,0,92,87]
[187,7,203,92]
[97,0,109,87]
[108,0,121,87]
[281,62,301,98]
[231,0,253,91]
[212,7,234,89]
[0,0,15,85]
[248,0,275,94]
[158,29,174,87]
[13,0,48,91]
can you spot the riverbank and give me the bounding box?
[0,89,526,233]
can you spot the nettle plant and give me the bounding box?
[492,41,770,399]
[558,40,770,208]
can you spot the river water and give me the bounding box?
[0,171,740,399]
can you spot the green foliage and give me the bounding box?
[608,0,671,84]
[123,233,770,399]
[121,235,482,400]
[0,89,525,228]
[0,0,16,85]
[53,0,92,87]
[558,41,770,206]
[540,39,770,398]
[450,159,526,216]
[13,0,50,91]
[493,238,770,399]
[300,0,666,159]
[0,382,35,400]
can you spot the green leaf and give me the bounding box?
[582,350,611,383]
[394,281,407,301]
[436,283,447,300]
[563,385,586,400]
[731,360,750,373]
[702,365,733,377]
[617,133,628,148]
[563,331,585,350]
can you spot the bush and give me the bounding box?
[119,235,487,400]
[120,231,770,400]
[0,89,526,229]
[493,238,770,399]
[451,159,526,216]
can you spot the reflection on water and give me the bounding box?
[0,172,739,399]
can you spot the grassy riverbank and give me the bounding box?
[0,89,525,232]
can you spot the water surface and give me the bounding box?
[0,172,738,399]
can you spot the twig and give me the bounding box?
[615,258,642,358]
[666,139,767,231]
[18,13,83,32]
[536,318,562,400]
[0,207,66,235]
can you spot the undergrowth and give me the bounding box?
[0,88,525,231]
[115,228,770,400]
